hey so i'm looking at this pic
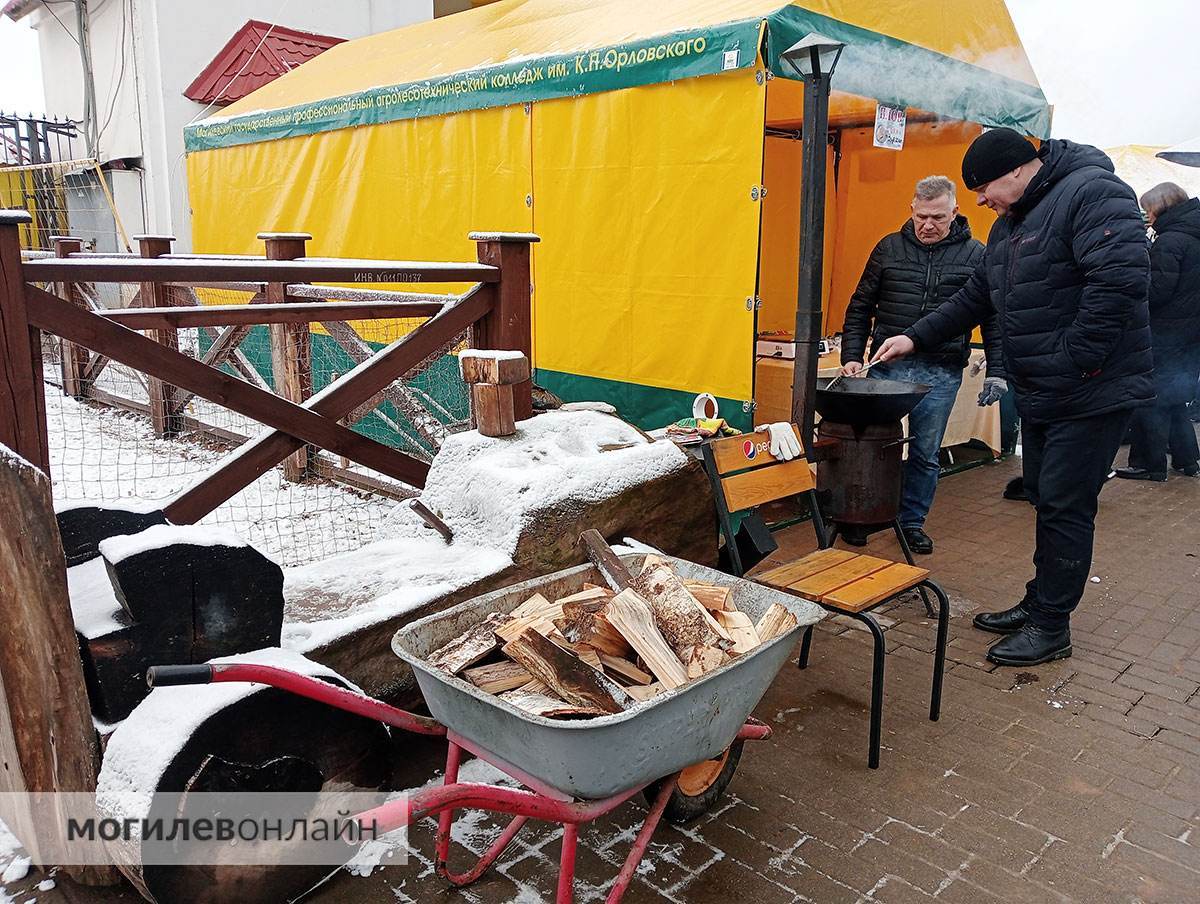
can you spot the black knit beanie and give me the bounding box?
[961,128,1038,189]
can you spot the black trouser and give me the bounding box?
[1020,409,1132,631]
[1128,403,1200,474]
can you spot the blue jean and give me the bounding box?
[869,359,963,529]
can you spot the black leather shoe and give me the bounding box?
[987,624,1072,666]
[973,603,1029,634]
[902,527,933,555]
[1114,467,1167,482]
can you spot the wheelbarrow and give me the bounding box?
[148,554,823,903]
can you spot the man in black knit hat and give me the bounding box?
[873,128,1153,667]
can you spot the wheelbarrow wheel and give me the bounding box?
[642,740,744,824]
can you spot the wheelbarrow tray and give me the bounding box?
[393,554,823,800]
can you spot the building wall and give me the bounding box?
[29,0,434,251]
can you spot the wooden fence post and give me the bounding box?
[260,232,313,481]
[0,448,117,885]
[470,232,539,421]
[0,209,50,474]
[136,234,182,437]
[52,235,88,399]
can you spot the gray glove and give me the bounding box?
[977,377,1008,407]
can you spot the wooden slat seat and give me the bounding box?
[757,549,929,613]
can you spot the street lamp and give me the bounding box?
[783,34,844,449]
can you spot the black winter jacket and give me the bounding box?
[1146,196,1200,404]
[840,217,995,369]
[906,140,1153,423]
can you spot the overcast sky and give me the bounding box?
[1,2,1199,149]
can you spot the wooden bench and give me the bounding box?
[701,425,950,768]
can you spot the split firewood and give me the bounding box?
[519,678,554,696]
[604,589,689,689]
[498,688,607,718]
[463,659,532,694]
[626,683,665,702]
[630,563,731,658]
[684,644,726,679]
[496,593,564,643]
[503,628,633,714]
[597,652,653,686]
[566,643,603,670]
[428,612,511,674]
[557,586,613,607]
[683,580,734,612]
[638,555,665,575]
[755,602,799,643]
[714,609,760,655]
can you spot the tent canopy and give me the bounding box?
[1157,137,1200,168]
[185,0,1049,152]
[1106,145,1200,202]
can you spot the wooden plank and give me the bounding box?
[708,424,806,475]
[462,660,531,694]
[0,214,50,472]
[0,443,113,883]
[161,286,492,523]
[459,352,531,385]
[789,554,893,599]
[138,236,182,437]
[713,609,760,654]
[471,382,516,437]
[502,629,632,714]
[427,613,509,674]
[597,653,653,686]
[721,457,816,512]
[605,589,688,690]
[681,580,733,611]
[755,549,857,589]
[24,285,431,489]
[822,562,929,612]
[755,603,799,643]
[102,300,444,329]
[22,256,500,285]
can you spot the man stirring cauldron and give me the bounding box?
[873,129,1153,667]
[838,175,1004,555]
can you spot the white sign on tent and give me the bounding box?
[873,103,907,151]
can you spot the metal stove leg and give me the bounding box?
[797,624,814,669]
[557,823,579,904]
[892,520,935,617]
[925,580,950,722]
[606,774,677,903]
[850,612,886,769]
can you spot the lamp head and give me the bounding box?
[778,33,844,80]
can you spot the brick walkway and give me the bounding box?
[21,456,1200,903]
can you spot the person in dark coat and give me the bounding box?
[1116,182,1200,480]
[839,175,1002,554]
[873,129,1153,667]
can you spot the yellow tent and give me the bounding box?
[186,0,1048,430]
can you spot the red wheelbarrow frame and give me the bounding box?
[148,662,772,904]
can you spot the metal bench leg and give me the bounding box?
[797,624,814,669]
[850,612,885,769]
[924,580,950,722]
[891,521,935,617]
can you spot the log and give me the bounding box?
[459,351,531,385]
[598,653,653,686]
[604,589,688,689]
[630,563,729,658]
[755,603,798,643]
[714,609,761,655]
[502,628,632,714]
[462,660,531,694]
[626,683,665,702]
[55,504,166,567]
[0,446,114,885]
[428,612,510,674]
[578,528,635,591]
[682,580,734,612]
[685,645,726,679]
[497,688,606,719]
[472,382,516,437]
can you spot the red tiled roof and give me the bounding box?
[184,19,344,106]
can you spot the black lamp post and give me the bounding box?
[780,34,844,448]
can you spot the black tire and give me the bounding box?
[642,740,745,824]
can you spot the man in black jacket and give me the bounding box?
[1116,182,1200,480]
[873,129,1153,667]
[840,176,1003,554]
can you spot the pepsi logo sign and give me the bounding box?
[743,439,756,460]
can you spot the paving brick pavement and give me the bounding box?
[15,456,1200,903]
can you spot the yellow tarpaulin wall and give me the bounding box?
[531,67,765,410]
